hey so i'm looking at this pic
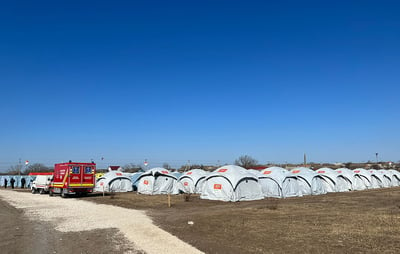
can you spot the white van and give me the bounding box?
[31,175,52,194]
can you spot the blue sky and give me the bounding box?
[1,1,399,170]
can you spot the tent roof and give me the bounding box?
[388,169,400,178]
[179,169,208,183]
[98,171,131,181]
[335,168,354,182]
[108,166,121,171]
[291,167,319,184]
[316,167,339,182]
[205,165,259,189]
[139,168,177,180]
[377,169,392,178]
[247,169,263,177]
[369,169,387,182]
[353,168,372,181]
[260,167,294,185]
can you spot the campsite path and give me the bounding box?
[0,193,136,254]
[0,190,203,254]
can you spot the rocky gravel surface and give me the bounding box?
[0,190,203,254]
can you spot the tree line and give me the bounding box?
[1,155,262,174]
[1,163,52,175]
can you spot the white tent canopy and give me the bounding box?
[94,171,133,192]
[0,175,34,188]
[316,167,338,193]
[136,168,178,195]
[377,170,392,188]
[200,165,263,202]
[291,167,326,195]
[178,169,208,194]
[388,170,400,186]
[259,167,300,198]
[247,169,263,177]
[335,168,354,192]
[352,168,372,190]
[368,169,384,189]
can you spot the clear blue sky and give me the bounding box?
[1,1,399,170]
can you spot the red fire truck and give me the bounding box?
[49,162,96,198]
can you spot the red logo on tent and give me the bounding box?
[214,184,222,189]
[354,170,360,173]
[100,182,104,186]
[292,170,300,174]
[161,171,169,174]
[116,173,122,176]
[184,182,188,186]
[186,172,192,175]
[218,169,227,173]
[144,180,149,185]
[337,171,342,173]
[263,171,272,175]
[317,171,325,174]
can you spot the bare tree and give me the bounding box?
[7,164,23,175]
[122,163,142,173]
[234,155,258,169]
[23,163,50,174]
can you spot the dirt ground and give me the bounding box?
[0,195,137,254]
[3,188,400,254]
[83,188,400,254]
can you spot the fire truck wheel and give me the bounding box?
[39,189,44,195]
[61,189,67,198]
[31,188,36,194]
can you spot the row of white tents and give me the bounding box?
[92,165,400,202]
[0,175,35,188]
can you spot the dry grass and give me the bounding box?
[85,188,400,254]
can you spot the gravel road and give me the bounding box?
[0,190,203,254]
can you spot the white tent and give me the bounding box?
[335,168,354,192]
[377,170,392,188]
[316,168,338,193]
[200,165,263,202]
[94,171,133,192]
[388,170,400,186]
[259,167,300,198]
[129,172,144,191]
[368,169,384,189]
[0,175,25,188]
[136,168,178,195]
[178,169,208,194]
[247,169,263,177]
[352,168,372,190]
[291,167,326,195]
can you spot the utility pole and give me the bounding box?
[18,158,21,176]
[303,153,307,166]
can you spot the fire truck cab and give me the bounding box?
[49,162,96,198]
